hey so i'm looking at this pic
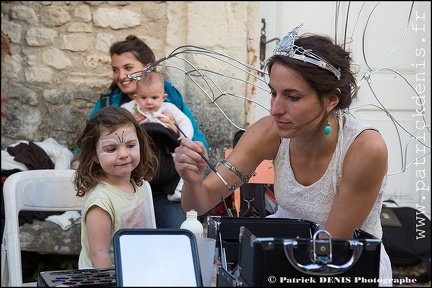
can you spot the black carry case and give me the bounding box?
[380,200,431,282]
[207,216,318,271]
[235,227,382,287]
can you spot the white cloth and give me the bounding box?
[122,101,194,139]
[167,178,183,202]
[1,150,29,171]
[45,211,81,230]
[379,245,393,286]
[1,137,74,170]
[34,137,74,169]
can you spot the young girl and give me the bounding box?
[85,35,207,228]
[72,106,158,269]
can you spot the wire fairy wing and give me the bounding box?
[129,45,271,131]
[129,1,430,179]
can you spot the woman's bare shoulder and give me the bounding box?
[344,129,388,178]
[352,129,388,157]
[236,116,280,161]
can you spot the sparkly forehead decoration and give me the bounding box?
[273,24,341,80]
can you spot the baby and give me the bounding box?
[122,71,193,138]
[122,71,193,201]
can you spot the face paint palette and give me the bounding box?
[37,268,116,287]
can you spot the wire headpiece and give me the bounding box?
[273,24,341,80]
[128,64,156,81]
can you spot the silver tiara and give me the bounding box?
[273,24,341,80]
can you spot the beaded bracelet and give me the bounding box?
[216,159,257,183]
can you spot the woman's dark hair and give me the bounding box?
[266,34,357,110]
[108,35,156,91]
[71,106,158,196]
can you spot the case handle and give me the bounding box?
[283,238,364,276]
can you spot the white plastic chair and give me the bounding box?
[1,169,84,287]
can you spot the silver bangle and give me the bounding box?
[214,171,237,192]
[216,159,256,183]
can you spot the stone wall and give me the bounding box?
[1,1,260,163]
[20,220,81,255]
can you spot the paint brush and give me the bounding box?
[174,123,218,173]
[175,123,234,217]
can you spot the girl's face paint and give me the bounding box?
[96,125,140,177]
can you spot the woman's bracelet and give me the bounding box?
[214,171,237,192]
[216,159,256,183]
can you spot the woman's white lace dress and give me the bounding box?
[273,112,393,286]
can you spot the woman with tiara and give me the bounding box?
[173,24,392,285]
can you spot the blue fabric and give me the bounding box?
[152,193,186,228]
[87,81,209,150]
[87,89,121,120]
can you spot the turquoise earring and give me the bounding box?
[324,120,331,135]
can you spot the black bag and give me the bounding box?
[381,200,431,280]
[238,183,266,217]
[233,130,276,218]
[235,227,382,287]
[142,123,181,196]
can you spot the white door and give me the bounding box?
[258,1,431,217]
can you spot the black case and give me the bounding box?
[207,216,318,270]
[236,227,382,287]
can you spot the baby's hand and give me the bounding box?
[135,114,146,122]
[159,112,177,133]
